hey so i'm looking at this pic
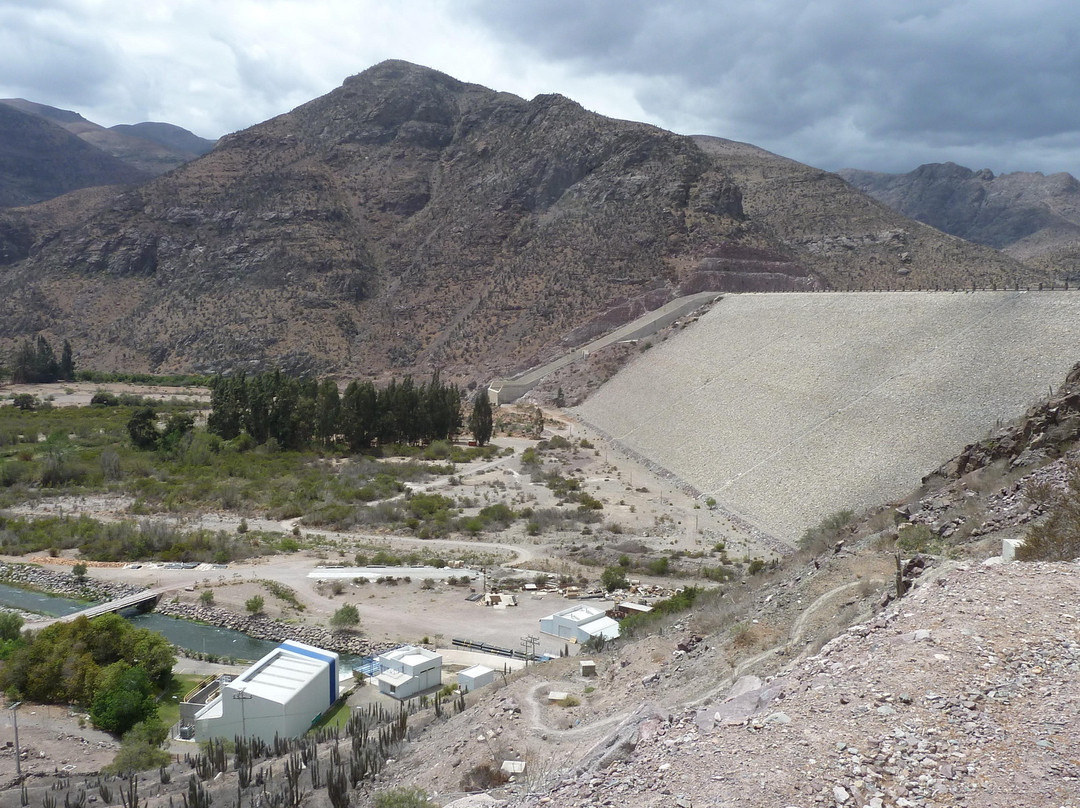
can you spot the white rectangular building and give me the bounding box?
[540,604,620,644]
[192,641,339,744]
[457,664,495,693]
[374,645,442,700]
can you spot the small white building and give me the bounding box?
[192,641,339,744]
[374,645,442,700]
[457,664,495,693]
[540,604,620,644]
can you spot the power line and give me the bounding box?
[520,634,539,665]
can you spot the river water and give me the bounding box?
[0,582,289,663]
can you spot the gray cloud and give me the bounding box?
[465,0,1080,175]
[0,0,1077,176]
[0,2,117,107]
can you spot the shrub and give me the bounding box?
[245,595,265,615]
[330,604,360,632]
[600,566,628,592]
[100,448,122,481]
[646,556,670,576]
[1018,463,1080,561]
[896,523,937,554]
[558,694,581,707]
[701,565,736,582]
[799,509,855,554]
[460,764,509,792]
[374,787,429,808]
[105,717,170,773]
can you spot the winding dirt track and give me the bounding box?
[521,577,884,742]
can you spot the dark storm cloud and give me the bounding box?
[466,0,1080,174]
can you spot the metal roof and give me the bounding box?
[226,649,326,705]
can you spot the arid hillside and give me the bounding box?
[840,162,1080,277]
[0,102,149,207]
[0,61,1045,380]
[0,98,213,177]
[699,139,1029,290]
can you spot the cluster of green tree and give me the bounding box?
[205,370,494,450]
[77,369,211,387]
[0,613,174,734]
[0,611,23,658]
[127,407,194,450]
[10,335,75,383]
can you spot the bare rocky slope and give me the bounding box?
[839,162,1080,277]
[373,370,1080,807]
[0,98,212,177]
[697,140,1029,292]
[0,62,1045,380]
[0,102,149,207]
[575,291,1080,544]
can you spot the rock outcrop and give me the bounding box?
[0,62,1042,381]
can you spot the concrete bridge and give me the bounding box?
[26,586,171,629]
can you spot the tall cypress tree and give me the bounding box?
[469,391,493,446]
[59,340,75,381]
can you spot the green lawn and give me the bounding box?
[309,692,354,733]
[158,673,206,727]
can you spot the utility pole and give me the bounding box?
[10,701,21,777]
[232,688,252,741]
[520,634,539,665]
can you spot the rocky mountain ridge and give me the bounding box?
[0,98,216,177]
[0,62,1047,380]
[0,102,150,207]
[839,162,1080,277]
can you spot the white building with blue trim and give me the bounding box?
[192,641,339,744]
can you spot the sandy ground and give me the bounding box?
[0,702,117,781]
[0,381,209,408]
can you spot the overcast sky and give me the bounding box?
[2,0,1078,176]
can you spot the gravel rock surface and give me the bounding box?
[577,291,1080,543]
[514,560,1080,807]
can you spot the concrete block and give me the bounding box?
[1002,538,1025,562]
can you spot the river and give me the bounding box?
[0,581,290,663]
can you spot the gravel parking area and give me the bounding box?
[577,291,1080,542]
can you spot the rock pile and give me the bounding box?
[0,561,140,604]
[938,361,1080,479]
[153,599,388,657]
